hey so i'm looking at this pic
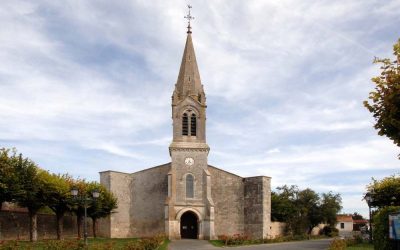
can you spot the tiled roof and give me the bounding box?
[337,215,353,222]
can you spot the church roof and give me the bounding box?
[174,32,204,101]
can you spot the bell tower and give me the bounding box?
[165,5,215,240]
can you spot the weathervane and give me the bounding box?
[184,5,194,33]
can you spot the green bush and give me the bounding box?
[42,240,85,250]
[373,206,400,250]
[0,241,21,250]
[328,238,346,250]
[322,226,339,237]
[217,234,250,246]
[124,234,166,250]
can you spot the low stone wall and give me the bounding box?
[269,222,326,238]
[311,223,326,235]
[270,222,286,238]
[0,210,93,240]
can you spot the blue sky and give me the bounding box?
[1,0,399,218]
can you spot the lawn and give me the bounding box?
[0,237,169,250]
[346,243,374,250]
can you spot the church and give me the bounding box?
[99,13,272,240]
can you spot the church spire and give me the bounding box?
[173,5,205,104]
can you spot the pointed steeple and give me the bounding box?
[173,6,205,105]
[174,33,204,102]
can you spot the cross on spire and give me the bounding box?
[184,5,194,34]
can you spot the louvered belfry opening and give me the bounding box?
[190,114,197,136]
[182,112,197,136]
[182,113,189,136]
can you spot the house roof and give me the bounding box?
[337,215,353,222]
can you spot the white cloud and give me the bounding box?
[1,0,400,216]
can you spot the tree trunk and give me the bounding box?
[0,201,3,211]
[29,210,38,242]
[92,218,97,238]
[56,212,64,240]
[77,214,83,239]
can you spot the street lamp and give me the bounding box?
[71,187,100,246]
[364,192,373,244]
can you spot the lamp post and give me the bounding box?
[71,187,100,246]
[364,192,373,244]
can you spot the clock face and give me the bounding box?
[184,157,194,166]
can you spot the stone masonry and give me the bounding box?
[99,26,272,240]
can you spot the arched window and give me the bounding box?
[182,113,188,136]
[186,174,194,198]
[190,114,197,136]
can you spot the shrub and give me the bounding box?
[42,240,85,250]
[373,206,400,250]
[124,241,143,250]
[216,234,250,246]
[0,241,20,250]
[322,226,339,237]
[328,238,346,250]
[124,234,166,250]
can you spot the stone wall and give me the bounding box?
[269,222,325,238]
[0,210,92,240]
[270,222,286,239]
[208,166,245,236]
[99,170,132,238]
[244,176,271,239]
[130,164,170,237]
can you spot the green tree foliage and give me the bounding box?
[271,185,342,235]
[271,185,298,223]
[351,212,365,220]
[70,178,87,239]
[42,173,74,240]
[0,148,20,210]
[373,206,399,250]
[1,147,119,242]
[321,192,343,226]
[13,153,48,242]
[364,39,400,158]
[87,182,117,237]
[366,174,400,207]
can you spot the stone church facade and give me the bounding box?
[99,27,271,240]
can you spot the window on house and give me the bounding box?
[182,113,188,136]
[340,223,344,229]
[190,114,196,136]
[186,174,194,198]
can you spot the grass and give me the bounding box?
[0,237,169,250]
[209,240,225,247]
[158,239,170,250]
[346,243,374,250]
[209,235,330,247]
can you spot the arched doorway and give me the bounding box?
[180,211,198,239]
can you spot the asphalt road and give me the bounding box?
[169,239,332,250]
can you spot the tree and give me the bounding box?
[373,206,399,250]
[271,185,298,223]
[366,174,400,207]
[352,212,365,220]
[13,154,48,242]
[320,192,342,226]
[70,179,87,239]
[0,148,20,210]
[42,173,73,240]
[86,182,117,237]
[297,188,322,235]
[271,185,342,236]
[364,39,400,158]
